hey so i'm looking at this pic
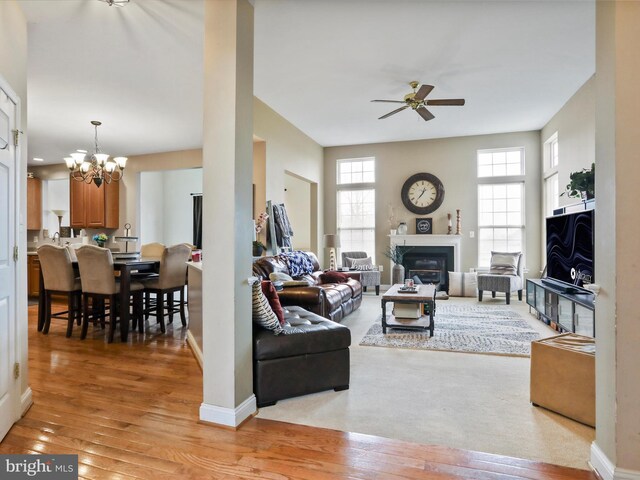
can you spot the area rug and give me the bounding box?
[359,304,540,357]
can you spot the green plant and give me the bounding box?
[562,163,595,199]
[92,233,108,242]
[381,245,412,264]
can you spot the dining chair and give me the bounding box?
[141,243,192,333]
[37,244,82,337]
[140,242,165,260]
[76,245,145,343]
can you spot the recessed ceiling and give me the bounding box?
[19,0,594,165]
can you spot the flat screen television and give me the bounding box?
[545,209,594,290]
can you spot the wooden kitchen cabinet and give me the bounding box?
[70,176,119,229]
[27,177,42,230]
[27,254,41,297]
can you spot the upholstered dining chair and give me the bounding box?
[141,243,192,333]
[477,251,524,305]
[76,245,145,343]
[140,242,165,260]
[341,251,381,295]
[37,244,83,337]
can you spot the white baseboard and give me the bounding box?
[185,331,203,370]
[199,395,256,428]
[20,387,32,416]
[591,442,640,480]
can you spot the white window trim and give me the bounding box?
[336,157,376,187]
[543,132,559,179]
[477,146,526,178]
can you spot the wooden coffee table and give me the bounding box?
[381,284,437,336]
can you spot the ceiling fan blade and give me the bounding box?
[379,105,409,119]
[416,106,435,122]
[371,99,406,103]
[414,84,434,101]
[426,99,466,106]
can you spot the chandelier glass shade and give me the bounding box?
[65,121,127,188]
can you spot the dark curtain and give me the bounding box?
[193,195,203,249]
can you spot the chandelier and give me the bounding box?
[65,121,127,188]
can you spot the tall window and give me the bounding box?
[336,158,375,261]
[543,132,559,217]
[477,148,525,267]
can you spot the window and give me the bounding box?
[336,158,376,262]
[477,148,525,267]
[543,133,559,217]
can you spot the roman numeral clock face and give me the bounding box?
[401,173,445,215]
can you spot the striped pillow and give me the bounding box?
[252,281,283,334]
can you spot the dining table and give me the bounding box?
[37,257,160,342]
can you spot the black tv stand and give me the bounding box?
[526,279,595,337]
[540,278,581,294]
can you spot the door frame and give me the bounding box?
[0,74,29,437]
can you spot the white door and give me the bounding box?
[0,81,19,441]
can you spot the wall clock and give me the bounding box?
[401,172,445,215]
[416,218,432,234]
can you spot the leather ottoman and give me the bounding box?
[253,306,351,407]
[530,333,595,427]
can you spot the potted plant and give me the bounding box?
[252,240,266,257]
[562,163,595,200]
[93,233,108,248]
[382,245,412,285]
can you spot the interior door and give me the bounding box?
[0,82,18,441]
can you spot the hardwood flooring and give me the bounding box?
[0,305,598,479]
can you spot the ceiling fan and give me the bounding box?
[372,81,465,121]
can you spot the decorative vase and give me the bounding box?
[392,263,405,285]
[96,241,105,248]
[252,244,264,256]
[397,222,408,235]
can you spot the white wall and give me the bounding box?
[284,172,311,251]
[139,168,202,246]
[139,171,164,245]
[43,178,70,236]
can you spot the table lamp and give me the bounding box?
[323,234,340,271]
[51,209,67,236]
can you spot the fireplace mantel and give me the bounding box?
[389,234,462,271]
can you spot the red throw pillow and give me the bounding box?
[319,271,350,284]
[261,281,285,326]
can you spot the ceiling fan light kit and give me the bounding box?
[372,81,465,121]
[64,121,127,188]
[97,0,131,7]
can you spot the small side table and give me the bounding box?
[381,284,436,336]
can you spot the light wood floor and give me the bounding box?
[0,305,597,479]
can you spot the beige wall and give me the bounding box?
[284,172,312,251]
[594,0,640,473]
[254,97,324,257]
[1,0,29,407]
[324,132,542,283]
[541,75,595,208]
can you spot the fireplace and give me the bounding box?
[398,246,454,291]
[389,234,462,292]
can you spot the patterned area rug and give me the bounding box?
[359,304,540,357]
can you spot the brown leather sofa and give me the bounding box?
[252,251,362,322]
[253,306,351,407]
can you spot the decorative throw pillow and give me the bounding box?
[260,281,285,326]
[489,251,521,276]
[251,281,283,334]
[319,271,350,284]
[269,271,293,282]
[346,256,373,270]
[448,271,477,297]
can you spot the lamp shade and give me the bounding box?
[323,234,340,248]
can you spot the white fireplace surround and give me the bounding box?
[389,234,462,273]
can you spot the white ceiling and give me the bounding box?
[19,0,594,165]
